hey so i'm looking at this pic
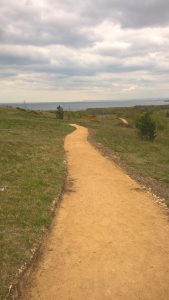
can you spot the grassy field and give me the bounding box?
[0,107,73,299]
[67,105,169,204]
[1,104,169,298]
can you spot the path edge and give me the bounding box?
[87,127,169,212]
[8,158,70,299]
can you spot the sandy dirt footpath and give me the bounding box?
[23,124,169,300]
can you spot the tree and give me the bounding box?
[56,105,64,120]
[135,112,156,141]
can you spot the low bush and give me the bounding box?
[135,112,156,140]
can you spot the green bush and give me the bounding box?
[56,105,64,120]
[135,112,156,140]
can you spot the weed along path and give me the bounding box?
[24,124,169,300]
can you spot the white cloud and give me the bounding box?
[0,0,169,102]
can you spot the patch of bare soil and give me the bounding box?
[23,125,169,300]
[118,118,130,127]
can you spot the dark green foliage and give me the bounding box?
[56,105,64,119]
[135,112,156,140]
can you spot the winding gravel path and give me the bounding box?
[24,124,169,300]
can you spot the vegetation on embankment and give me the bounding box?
[64,105,169,205]
[0,107,73,299]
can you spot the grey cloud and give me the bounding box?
[0,0,169,101]
[0,22,93,48]
[0,1,94,47]
[49,0,169,28]
[83,0,169,28]
[1,0,169,51]
[1,0,169,50]
[0,56,156,78]
[0,53,48,66]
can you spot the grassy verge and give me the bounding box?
[0,107,73,299]
[68,105,169,205]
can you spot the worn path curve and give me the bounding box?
[24,124,169,300]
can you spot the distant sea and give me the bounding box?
[0,99,169,111]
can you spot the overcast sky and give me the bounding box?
[0,0,169,103]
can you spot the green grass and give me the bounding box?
[1,104,169,298]
[72,105,169,201]
[0,107,73,299]
[95,120,169,180]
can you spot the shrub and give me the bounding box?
[135,112,156,140]
[56,105,64,120]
